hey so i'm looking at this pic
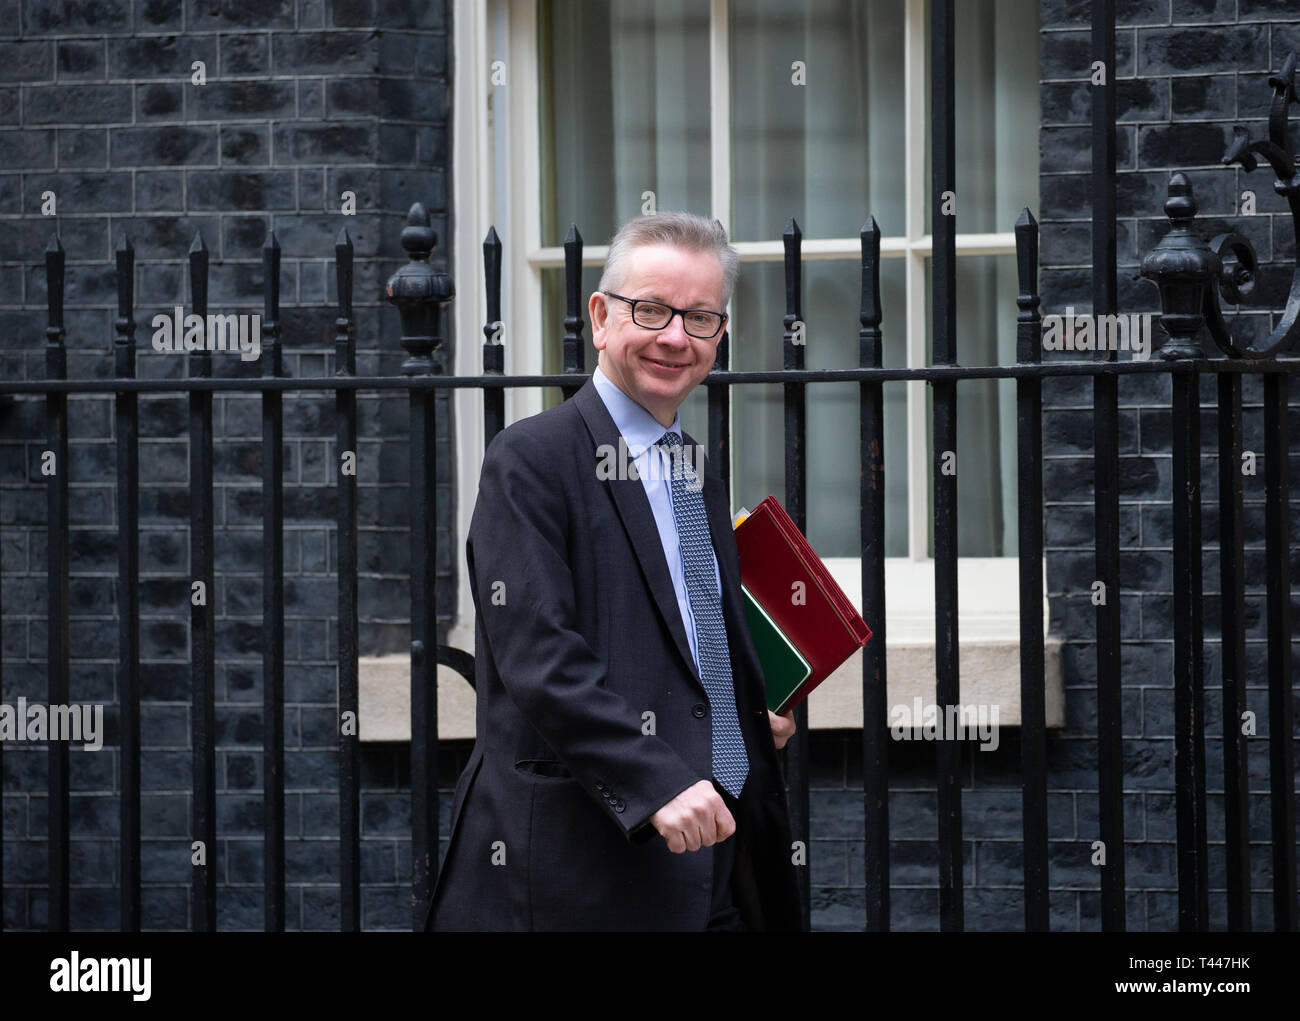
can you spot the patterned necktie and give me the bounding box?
[658,431,749,798]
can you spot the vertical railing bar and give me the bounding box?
[1171,357,1208,931]
[482,227,505,444]
[707,328,731,498]
[388,203,451,931]
[188,232,217,931]
[262,231,286,932]
[1091,0,1126,932]
[1015,209,1049,931]
[859,217,889,932]
[781,217,811,931]
[410,305,439,932]
[1217,368,1250,931]
[114,235,142,932]
[0,396,4,933]
[561,225,585,401]
[1263,371,1297,932]
[335,228,361,932]
[931,0,963,933]
[45,234,70,932]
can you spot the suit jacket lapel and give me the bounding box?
[573,380,704,693]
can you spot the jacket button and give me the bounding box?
[614,800,625,813]
[692,703,707,718]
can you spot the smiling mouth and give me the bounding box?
[645,356,688,370]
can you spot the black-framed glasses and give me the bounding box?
[601,291,727,339]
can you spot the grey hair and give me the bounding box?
[597,211,739,307]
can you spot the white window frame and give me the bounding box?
[494,0,1021,555]
[380,0,1062,741]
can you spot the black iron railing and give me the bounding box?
[1,0,1298,934]
[1092,0,1125,935]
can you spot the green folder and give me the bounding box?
[741,584,813,714]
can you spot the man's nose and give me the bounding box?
[656,313,692,345]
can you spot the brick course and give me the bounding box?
[1,0,453,930]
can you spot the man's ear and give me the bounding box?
[589,291,609,350]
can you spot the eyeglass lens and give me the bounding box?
[632,302,722,337]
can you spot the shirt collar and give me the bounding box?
[592,364,681,458]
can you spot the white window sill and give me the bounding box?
[357,557,1064,741]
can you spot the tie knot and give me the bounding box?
[656,431,702,489]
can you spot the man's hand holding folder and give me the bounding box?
[768,708,796,748]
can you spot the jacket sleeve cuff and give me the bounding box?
[618,773,703,845]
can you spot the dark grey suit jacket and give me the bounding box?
[424,378,802,931]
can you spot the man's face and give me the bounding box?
[589,244,726,428]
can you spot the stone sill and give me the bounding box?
[358,636,1064,742]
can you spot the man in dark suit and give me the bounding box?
[425,212,803,931]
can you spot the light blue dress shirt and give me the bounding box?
[592,364,722,677]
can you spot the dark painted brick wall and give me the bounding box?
[0,0,453,930]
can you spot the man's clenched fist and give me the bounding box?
[649,779,736,853]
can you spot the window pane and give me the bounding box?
[925,0,1040,235]
[731,258,908,557]
[924,254,1020,557]
[730,0,906,242]
[539,0,711,249]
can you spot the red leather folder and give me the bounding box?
[734,495,873,712]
